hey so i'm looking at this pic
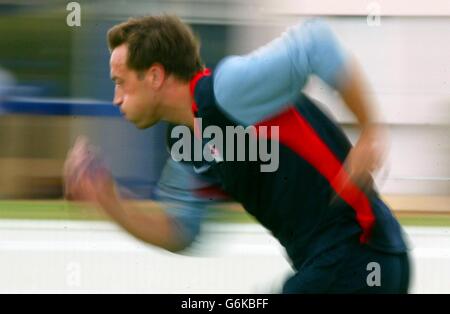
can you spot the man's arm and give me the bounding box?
[214,19,385,183]
[94,195,188,252]
[64,138,221,252]
[213,19,349,125]
[213,18,380,129]
[337,61,386,185]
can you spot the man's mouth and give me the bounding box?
[120,111,137,124]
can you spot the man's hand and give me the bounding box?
[63,137,117,206]
[345,125,387,189]
[63,137,186,251]
[330,125,387,206]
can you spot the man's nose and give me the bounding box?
[113,88,123,107]
[113,97,123,107]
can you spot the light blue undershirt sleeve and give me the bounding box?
[213,19,349,125]
[154,158,223,247]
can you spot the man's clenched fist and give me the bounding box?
[63,136,115,204]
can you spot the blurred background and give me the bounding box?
[0,0,449,293]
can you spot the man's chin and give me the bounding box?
[135,123,149,130]
[122,115,155,129]
[134,119,154,129]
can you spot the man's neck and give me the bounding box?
[159,76,195,129]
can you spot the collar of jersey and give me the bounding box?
[189,68,212,114]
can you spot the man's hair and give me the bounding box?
[107,15,203,81]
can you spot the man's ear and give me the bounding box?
[147,64,165,89]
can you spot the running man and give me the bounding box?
[64,15,409,293]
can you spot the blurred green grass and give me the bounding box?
[0,200,449,226]
[0,200,103,221]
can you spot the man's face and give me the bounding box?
[110,44,161,129]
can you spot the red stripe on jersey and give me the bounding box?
[256,106,375,243]
[195,185,231,201]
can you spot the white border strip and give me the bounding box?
[266,0,450,17]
